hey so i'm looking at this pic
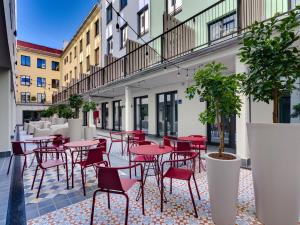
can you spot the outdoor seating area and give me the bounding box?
[10,127,264,224]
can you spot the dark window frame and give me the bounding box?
[106,4,113,24]
[120,0,128,11]
[86,30,90,46]
[51,79,59,89]
[95,47,100,66]
[37,93,46,103]
[36,77,46,87]
[107,36,113,55]
[20,75,30,86]
[51,61,60,71]
[21,55,30,66]
[120,24,128,49]
[37,58,46,69]
[79,39,83,52]
[20,92,30,103]
[86,55,90,72]
[94,19,99,36]
[137,5,149,37]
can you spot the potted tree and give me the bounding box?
[59,105,74,120]
[57,104,68,124]
[47,105,58,124]
[239,9,300,225]
[186,62,244,225]
[82,100,97,139]
[68,94,84,141]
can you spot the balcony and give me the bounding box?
[53,0,298,104]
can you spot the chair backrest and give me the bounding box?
[97,138,107,152]
[83,147,104,167]
[63,137,70,144]
[138,140,152,146]
[52,136,63,147]
[11,142,25,155]
[97,166,123,191]
[176,140,191,152]
[163,136,177,148]
[134,132,145,141]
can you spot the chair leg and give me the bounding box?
[81,168,86,196]
[90,190,101,225]
[160,177,164,213]
[198,151,201,172]
[124,194,129,225]
[188,181,198,218]
[31,166,39,190]
[141,181,145,215]
[106,154,111,167]
[192,174,201,200]
[107,192,110,209]
[108,142,113,154]
[6,155,13,175]
[66,163,69,189]
[170,178,172,194]
[22,157,27,176]
[36,170,45,198]
[57,166,60,181]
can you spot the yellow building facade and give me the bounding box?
[61,5,101,88]
[16,40,62,124]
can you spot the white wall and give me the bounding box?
[101,0,152,64]
[0,69,12,152]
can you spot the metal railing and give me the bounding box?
[53,0,298,104]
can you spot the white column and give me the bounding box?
[125,86,134,131]
[0,69,12,152]
[235,56,250,160]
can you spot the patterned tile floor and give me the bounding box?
[20,130,298,224]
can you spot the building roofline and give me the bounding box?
[61,4,100,55]
[17,40,62,55]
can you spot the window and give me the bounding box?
[80,39,83,52]
[21,55,30,66]
[51,61,59,71]
[95,48,99,66]
[64,56,68,65]
[37,77,46,87]
[37,58,46,69]
[52,79,59,88]
[74,46,77,58]
[106,4,113,24]
[20,75,30,86]
[37,93,46,103]
[64,74,68,82]
[80,62,83,75]
[74,66,77,78]
[70,52,72,63]
[94,19,99,36]
[120,0,127,10]
[107,36,113,54]
[138,6,149,36]
[21,92,30,103]
[120,24,128,49]
[168,0,182,15]
[70,70,72,79]
[86,56,90,72]
[86,30,90,46]
[209,13,236,42]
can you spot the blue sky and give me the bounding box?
[17,0,98,49]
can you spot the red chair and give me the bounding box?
[74,147,106,196]
[130,132,145,146]
[7,141,35,176]
[97,138,111,166]
[108,131,124,155]
[160,151,200,218]
[90,163,144,225]
[189,135,207,153]
[163,136,177,150]
[31,147,68,198]
[129,140,157,180]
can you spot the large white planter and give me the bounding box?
[247,123,300,225]
[68,118,82,141]
[206,152,241,225]
[56,118,66,124]
[84,127,96,140]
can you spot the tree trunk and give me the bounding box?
[273,90,279,123]
[216,110,224,156]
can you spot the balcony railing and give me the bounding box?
[53,0,298,104]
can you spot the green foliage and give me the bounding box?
[69,94,83,118]
[82,101,97,113]
[291,103,300,118]
[40,110,48,117]
[186,62,244,154]
[47,105,58,117]
[57,104,74,119]
[239,7,300,122]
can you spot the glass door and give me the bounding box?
[113,100,122,131]
[134,96,148,133]
[157,91,178,136]
[279,95,291,123]
[207,115,236,149]
[101,102,109,129]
